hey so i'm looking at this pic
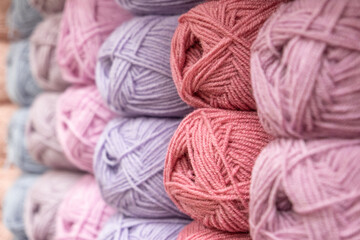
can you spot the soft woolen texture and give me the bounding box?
[97,15,192,117]
[94,117,187,219]
[55,175,115,240]
[29,0,65,15]
[171,0,286,110]
[0,0,11,41]
[0,104,17,166]
[0,42,10,103]
[252,0,360,139]
[57,85,114,173]
[26,93,77,170]
[57,0,132,84]
[7,109,47,173]
[6,0,42,39]
[3,174,39,240]
[98,214,189,240]
[164,108,272,232]
[24,171,82,240]
[250,138,360,240]
[6,40,42,106]
[178,221,251,240]
[30,14,69,92]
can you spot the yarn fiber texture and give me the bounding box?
[29,0,65,16]
[98,214,189,240]
[0,42,10,103]
[26,93,77,170]
[0,104,17,166]
[57,85,114,173]
[251,0,360,139]
[0,0,11,41]
[55,175,115,240]
[97,15,192,117]
[57,0,132,84]
[164,108,272,232]
[7,109,47,173]
[94,117,187,219]
[250,138,360,240]
[2,174,39,240]
[30,14,69,92]
[24,170,82,240]
[171,0,286,110]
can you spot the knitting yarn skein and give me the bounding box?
[171,0,286,110]
[94,117,187,219]
[29,0,65,15]
[250,138,360,240]
[164,108,272,232]
[30,14,69,92]
[0,104,17,166]
[57,0,132,84]
[57,85,114,173]
[251,0,360,139]
[97,15,192,117]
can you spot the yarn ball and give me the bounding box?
[6,0,42,39]
[0,42,10,103]
[94,117,187,219]
[30,14,69,92]
[251,0,360,139]
[171,0,286,110]
[29,0,65,15]
[6,40,42,106]
[0,0,11,41]
[0,104,17,166]
[24,170,82,240]
[55,175,115,240]
[115,0,203,15]
[26,93,77,170]
[178,221,251,240]
[2,174,39,240]
[57,85,114,173]
[98,214,189,240]
[164,108,272,232]
[7,109,47,173]
[250,138,360,240]
[57,0,132,84]
[97,15,192,117]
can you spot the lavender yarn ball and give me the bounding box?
[94,117,187,219]
[2,174,39,240]
[98,214,189,240]
[6,40,42,106]
[7,109,47,174]
[29,0,65,15]
[97,15,192,117]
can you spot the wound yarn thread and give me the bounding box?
[251,0,360,139]
[171,0,287,110]
[29,0,65,16]
[97,15,192,117]
[164,108,272,232]
[250,138,360,240]
[0,104,17,165]
[26,93,77,170]
[56,85,115,173]
[30,14,69,92]
[57,0,132,84]
[55,175,115,240]
[94,117,187,219]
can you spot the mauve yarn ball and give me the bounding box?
[6,40,41,106]
[250,138,360,240]
[29,0,65,15]
[30,14,69,92]
[97,15,192,117]
[2,174,39,240]
[55,175,115,240]
[98,214,189,240]
[26,93,77,170]
[57,85,115,173]
[7,109,47,173]
[171,0,287,110]
[94,117,187,219]
[164,108,272,232]
[252,0,360,139]
[24,170,82,240]
[6,0,42,39]
[57,0,132,84]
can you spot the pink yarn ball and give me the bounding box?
[57,0,132,84]
[55,175,115,240]
[251,0,360,138]
[56,85,115,173]
[250,138,360,240]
